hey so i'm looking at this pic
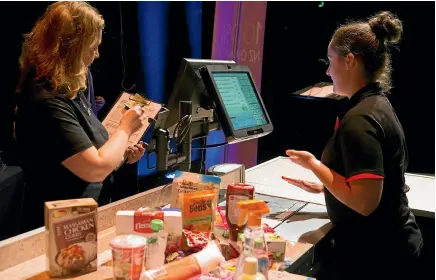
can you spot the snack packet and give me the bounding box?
[180,189,217,251]
[171,171,221,209]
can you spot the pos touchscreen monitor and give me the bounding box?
[200,64,273,143]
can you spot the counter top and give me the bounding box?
[0,239,313,280]
[0,182,320,280]
[246,156,435,217]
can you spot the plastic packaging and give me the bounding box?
[140,242,225,280]
[226,183,255,242]
[180,189,217,251]
[237,257,267,280]
[145,219,168,270]
[170,171,221,209]
[110,234,148,280]
[234,200,270,280]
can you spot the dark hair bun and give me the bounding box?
[368,11,403,44]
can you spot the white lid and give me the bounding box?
[110,234,147,249]
[210,163,242,174]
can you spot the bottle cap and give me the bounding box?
[237,200,270,227]
[151,219,164,232]
[243,257,258,275]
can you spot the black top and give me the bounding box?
[15,71,112,232]
[321,83,422,255]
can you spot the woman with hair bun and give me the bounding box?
[15,2,147,232]
[282,12,422,279]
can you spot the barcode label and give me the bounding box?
[150,267,167,278]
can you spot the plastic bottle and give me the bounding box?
[234,200,270,280]
[238,256,267,280]
[144,219,168,269]
[140,242,224,280]
[226,183,255,242]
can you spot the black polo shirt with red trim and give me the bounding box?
[321,83,422,254]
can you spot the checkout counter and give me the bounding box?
[0,156,433,279]
[1,58,433,278]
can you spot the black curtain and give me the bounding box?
[259,1,435,174]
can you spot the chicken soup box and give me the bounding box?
[44,198,98,277]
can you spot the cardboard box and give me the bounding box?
[116,209,182,253]
[266,233,287,262]
[45,198,98,277]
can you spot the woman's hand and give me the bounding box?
[125,141,146,164]
[119,106,146,136]
[286,149,319,170]
[281,176,324,193]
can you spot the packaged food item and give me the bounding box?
[165,251,185,263]
[265,234,286,262]
[171,171,221,209]
[116,210,182,256]
[214,233,240,261]
[110,234,147,280]
[44,198,98,277]
[226,184,255,242]
[214,206,229,239]
[141,242,225,280]
[180,190,217,251]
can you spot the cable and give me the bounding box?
[200,146,205,174]
[192,142,228,149]
[169,115,191,168]
[177,115,192,145]
[118,2,135,91]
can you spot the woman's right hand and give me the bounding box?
[118,105,146,136]
[281,176,324,194]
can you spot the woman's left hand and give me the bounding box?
[286,149,318,170]
[126,141,146,164]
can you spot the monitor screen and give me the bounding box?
[211,72,268,130]
[200,64,273,143]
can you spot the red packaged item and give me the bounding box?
[133,211,164,234]
[263,223,275,233]
[183,230,213,252]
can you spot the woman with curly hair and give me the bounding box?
[15,2,146,232]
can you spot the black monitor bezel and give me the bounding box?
[200,65,273,140]
[165,58,236,131]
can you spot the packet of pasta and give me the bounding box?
[170,171,221,209]
[180,189,217,251]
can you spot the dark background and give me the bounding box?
[0,1,434,176]
[259,1,435,174]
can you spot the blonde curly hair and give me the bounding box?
[17,1,104,98]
